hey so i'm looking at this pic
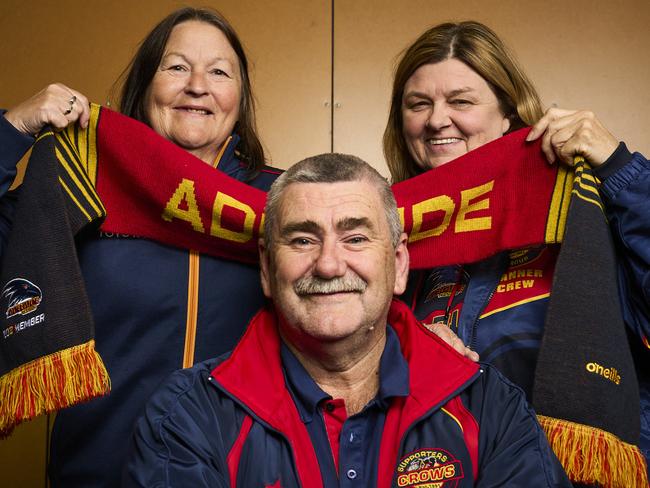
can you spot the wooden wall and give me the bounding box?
[1,1,649,485]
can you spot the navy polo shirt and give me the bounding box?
[281,325,409,487]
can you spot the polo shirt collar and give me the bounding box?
[281,325,410,423]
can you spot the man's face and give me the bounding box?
[260,180,409,346]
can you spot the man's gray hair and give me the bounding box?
[264,153,403,247]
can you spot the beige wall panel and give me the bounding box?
[0,2,328,486]
[0,416,49,487]
[335,0,650,177]
[219,1,331,167]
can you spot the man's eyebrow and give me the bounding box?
[279,220,321,237]
[279,218,373,237]
[336,217,374,233]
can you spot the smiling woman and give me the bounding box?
[117,8,265,174]
[401,58,511,170]
[385,20,650,485]
[0,7,280,488]
[144,21,242,163]
[384,21,542,181]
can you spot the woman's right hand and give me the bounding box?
[4,83,90,136]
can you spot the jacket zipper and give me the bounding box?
[181,137,232,368]
[469,287,495,352]
[182,250,201,368]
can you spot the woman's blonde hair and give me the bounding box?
[383,21,544,182]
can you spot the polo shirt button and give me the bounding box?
[347,469,357,479]
[325,402,335,412]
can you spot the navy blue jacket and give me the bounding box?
[403,144,650,465]
[124,300,571,487]
[0,114,280,487]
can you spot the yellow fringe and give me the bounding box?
[0,340,110,438]
[538,415,649,488]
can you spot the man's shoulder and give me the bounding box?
[464,361,533,406]
[459,363,551,454]
[142,355,232,423]
[474,361,524,389]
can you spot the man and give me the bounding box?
[123,154,570,487]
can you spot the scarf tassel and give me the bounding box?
[538,415,648,487]
[0,340,110,437]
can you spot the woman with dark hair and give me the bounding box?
[384,21,650,485]
[1,7,279,487]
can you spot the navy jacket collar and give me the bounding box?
[215,133,245,179]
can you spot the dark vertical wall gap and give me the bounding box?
[330,0,335,153]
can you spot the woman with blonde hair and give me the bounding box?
[385,20,650,485]
[384,21,544,181]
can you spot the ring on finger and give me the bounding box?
[63,95,77,116]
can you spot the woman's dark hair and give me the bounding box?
[116,7,265,177]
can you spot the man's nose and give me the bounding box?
[313,239,346,279]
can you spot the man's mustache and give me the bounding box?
[294,274,367,295]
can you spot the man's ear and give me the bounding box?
[259,238,273,298]
[393,233,410,296]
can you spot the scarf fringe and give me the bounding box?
[538,415,648,487]
[0,340,110,438]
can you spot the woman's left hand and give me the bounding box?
[526,108,619,167]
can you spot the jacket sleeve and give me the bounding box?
[596,144,650,343]
[122,367,231,488]
[469,366,572,487]
[0,111,33,193]
[0,111,34,253]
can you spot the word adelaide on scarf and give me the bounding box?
[158,170,501,254]
[89,104,570,270]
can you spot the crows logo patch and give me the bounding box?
[395,448,464,487]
